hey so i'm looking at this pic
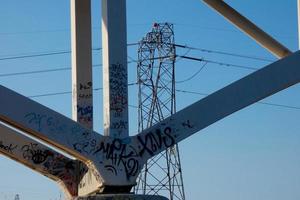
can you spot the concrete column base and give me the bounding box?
[77,194,168,200]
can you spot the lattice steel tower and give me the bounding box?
[135,23,185,200]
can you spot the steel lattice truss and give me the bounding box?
[134,23,185,200]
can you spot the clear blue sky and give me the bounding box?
[0,0,299,199]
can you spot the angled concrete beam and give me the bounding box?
[0,85,135,189]
[202,0,292,58]
[82,50,300,187]
[132,50,300,161]
[0,123,86,199]
[0,86,103,162]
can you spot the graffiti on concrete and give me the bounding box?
[90,125,176,180]
[0,141,17,154]
[77,105,93,124]
[76,81,93,126]
[25,112,67,134]
[22,110,180,183]
[136,126,175,157]
[108,62,128,138]
[22,143,50,164]
[0,133,83,197]
[93,138,139,179]
[182,119,194,129]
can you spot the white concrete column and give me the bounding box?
[71,0,93,129]
[102,0,129,138]
[71,0,101,196]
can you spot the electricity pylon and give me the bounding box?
[135,23,185,200]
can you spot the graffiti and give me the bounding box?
[104,165,118,176]
[110,63,127,80]
[46,116,67,133]
[77,105,93,124]
[0,141,17,154]
[77,105,92,116]
[137,126,175,156]
[24,112,67,134]
[73,130,97,154]
[42,153,80,196]
[79,81,92,90]
[79,93,92,100]
[182,120,194,129]
[22,143,51,164]
[88,126,175,180]
[77,81,92,100]
[109,63,127,116]
[111,120,128,130]
[11,141,81,196]
[24,113,46,131]
[110,96,127,114]
[93,138,139,179]
[22,109,177,184]
[73,139,97,154]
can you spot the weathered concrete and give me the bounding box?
[1,51,300,189]
[102,0,129,138]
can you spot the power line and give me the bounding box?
[26,85,300,111]
[0,48,101,61]
[131,54,258,71]
[0,50,71,61]
[28,87,138,109]
[0,43,138,62]
[175,89,208,96]
[3,42,296,110]
[28,90,71,98]
[178,55,259,70]
[172,43,275,62]
[175,89,300,110]
[28,82,137,97]
[0,60,137,78]
[0,64,102,78]
[0,42,272,64]
[176,61,208,83]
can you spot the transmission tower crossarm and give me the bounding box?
[0,123,85,199]
[133,50,300,161]
[202,0,292,58]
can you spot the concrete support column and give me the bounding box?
[102,0,129,138]
[71,0,93,129]
[71,0,101,196]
